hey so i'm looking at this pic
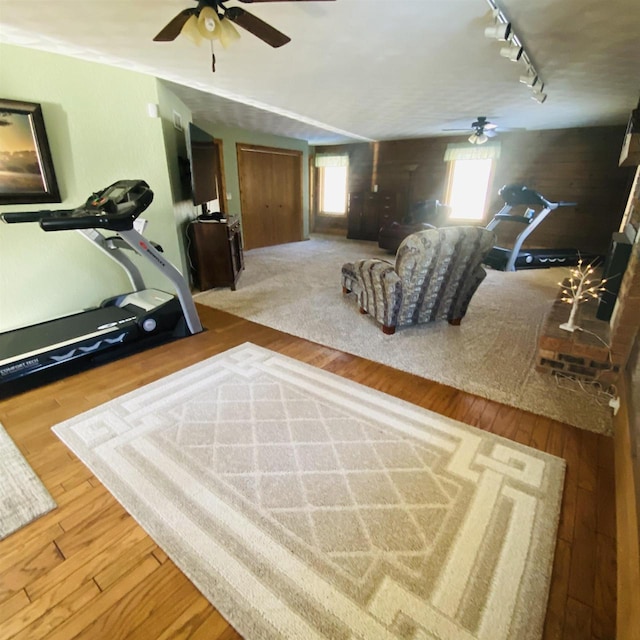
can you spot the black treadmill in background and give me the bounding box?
[483,184,602,271]
[0,179,203,394]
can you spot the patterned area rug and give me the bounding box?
[0,422,56,540]
[52,344,565,640]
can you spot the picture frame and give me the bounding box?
[0,98,61,204]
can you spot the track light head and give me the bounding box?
[531,86,547,104]
[484,22,511,41]
[519,73,538,88]
[499,43,523,61]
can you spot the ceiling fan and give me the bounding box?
[444,116,499,145]
[154,0,335,71]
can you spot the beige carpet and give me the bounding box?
[195,235,614,435]
[53,343,565,640]
[0,422,56,540]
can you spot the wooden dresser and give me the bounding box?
[347,191,399,241]
[187,217,244,291]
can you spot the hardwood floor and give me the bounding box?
[0,305,616,639]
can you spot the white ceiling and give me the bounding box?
[1,0,639,145]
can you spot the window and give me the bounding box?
[316,154,348,215]
[444,143,500,221]
[446,158,493,220]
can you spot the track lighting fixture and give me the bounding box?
[531,87,547,104]
[519,73,538,88]
[484,0,546,102]
[499,43,523,61]
[484,22,511,41]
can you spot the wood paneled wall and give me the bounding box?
[313,127,635,254]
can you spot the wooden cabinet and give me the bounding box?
[187,218,244,291]
[347,191,398,240]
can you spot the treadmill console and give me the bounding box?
[85,181,146,214]
[0,179,154,232]
[50,180,155,232]
[498,184,548,207]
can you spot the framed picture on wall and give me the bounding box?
[0,98,61,204]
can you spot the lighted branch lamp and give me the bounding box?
[558,260,607,332]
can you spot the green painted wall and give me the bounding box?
[0,44,311,334]
[153,89,312,281]
[0,44,182,332]
[156,82,197,279]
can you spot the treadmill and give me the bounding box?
[483,184,601,271]
[0,179,203,391]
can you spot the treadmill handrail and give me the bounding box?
[497,184,577,210]
[40,214,118,232]
[1,209,74,224]
[118,228,203,335]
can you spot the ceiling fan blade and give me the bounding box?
[225,6,291,47]
[153,9,197,41]
[235,1,335,3]
[485,129,498,137]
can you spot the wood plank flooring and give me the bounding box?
[0,305,616,639]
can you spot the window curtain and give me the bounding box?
[314,153,349,168]
[444,142,501,162]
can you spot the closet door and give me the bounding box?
[237,144,303,250]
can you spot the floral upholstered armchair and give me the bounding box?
[341,226,496,334]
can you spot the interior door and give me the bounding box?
[237,144,303,250]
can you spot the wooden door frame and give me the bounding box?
[236,143,304,247]
[213,138,228,214]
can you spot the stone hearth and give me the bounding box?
[537,281,619,387]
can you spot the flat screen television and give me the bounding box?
[186,122,220,208]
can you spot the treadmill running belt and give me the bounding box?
[0,306,138,364]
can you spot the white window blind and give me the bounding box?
[444,143,501,162]
[315,154,349,168]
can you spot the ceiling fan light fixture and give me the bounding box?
[153,0,331,71]
[468,132,488,145]
[196,7,240,49]
[182,14,204,46]
[218,16,241,48]
[197,7,221,39]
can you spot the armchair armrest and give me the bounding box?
[354,259,403,327]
